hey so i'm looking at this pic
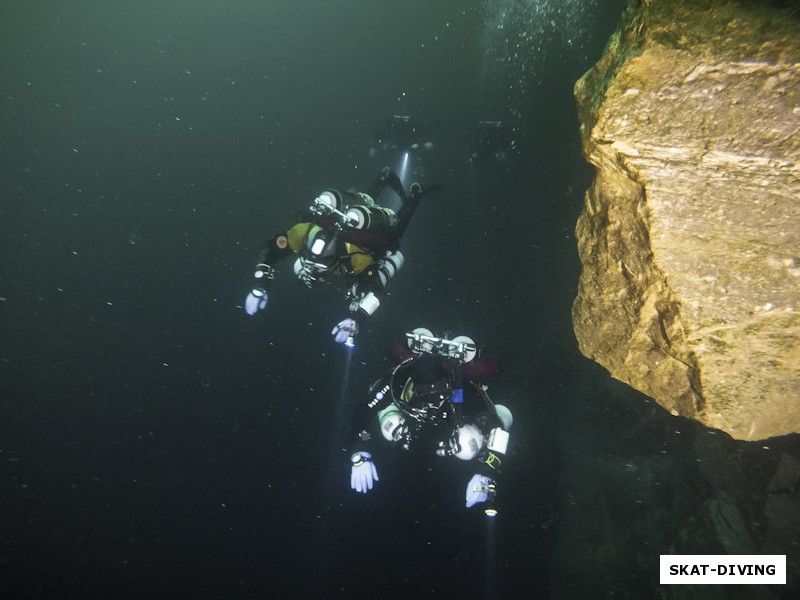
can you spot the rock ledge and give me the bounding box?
[572,0,800,440]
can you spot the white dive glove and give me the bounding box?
[244,288,268,315]
[350,452,379,494]
[332,318,358,345]
[465,474,494,508]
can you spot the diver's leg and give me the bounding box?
[366,167,406,202]
[394,196,420,237]
[395,183,442,237]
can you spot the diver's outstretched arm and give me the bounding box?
[243,229,298,316]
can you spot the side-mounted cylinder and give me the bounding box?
[376,251,404,287]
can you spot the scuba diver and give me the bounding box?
[467,119,520,167]
[348,328,513,515]
[368,114,435,175]
[244,168,439,345]
[369,114,437,181]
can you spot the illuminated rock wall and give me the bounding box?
[572,0,800,441]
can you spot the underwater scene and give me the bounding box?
[1,1,798,598]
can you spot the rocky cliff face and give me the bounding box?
[572,0,800,441]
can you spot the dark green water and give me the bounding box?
[1,1,797,598]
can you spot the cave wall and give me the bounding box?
[572,0,800,441]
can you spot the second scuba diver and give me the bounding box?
[348,328,513,515]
